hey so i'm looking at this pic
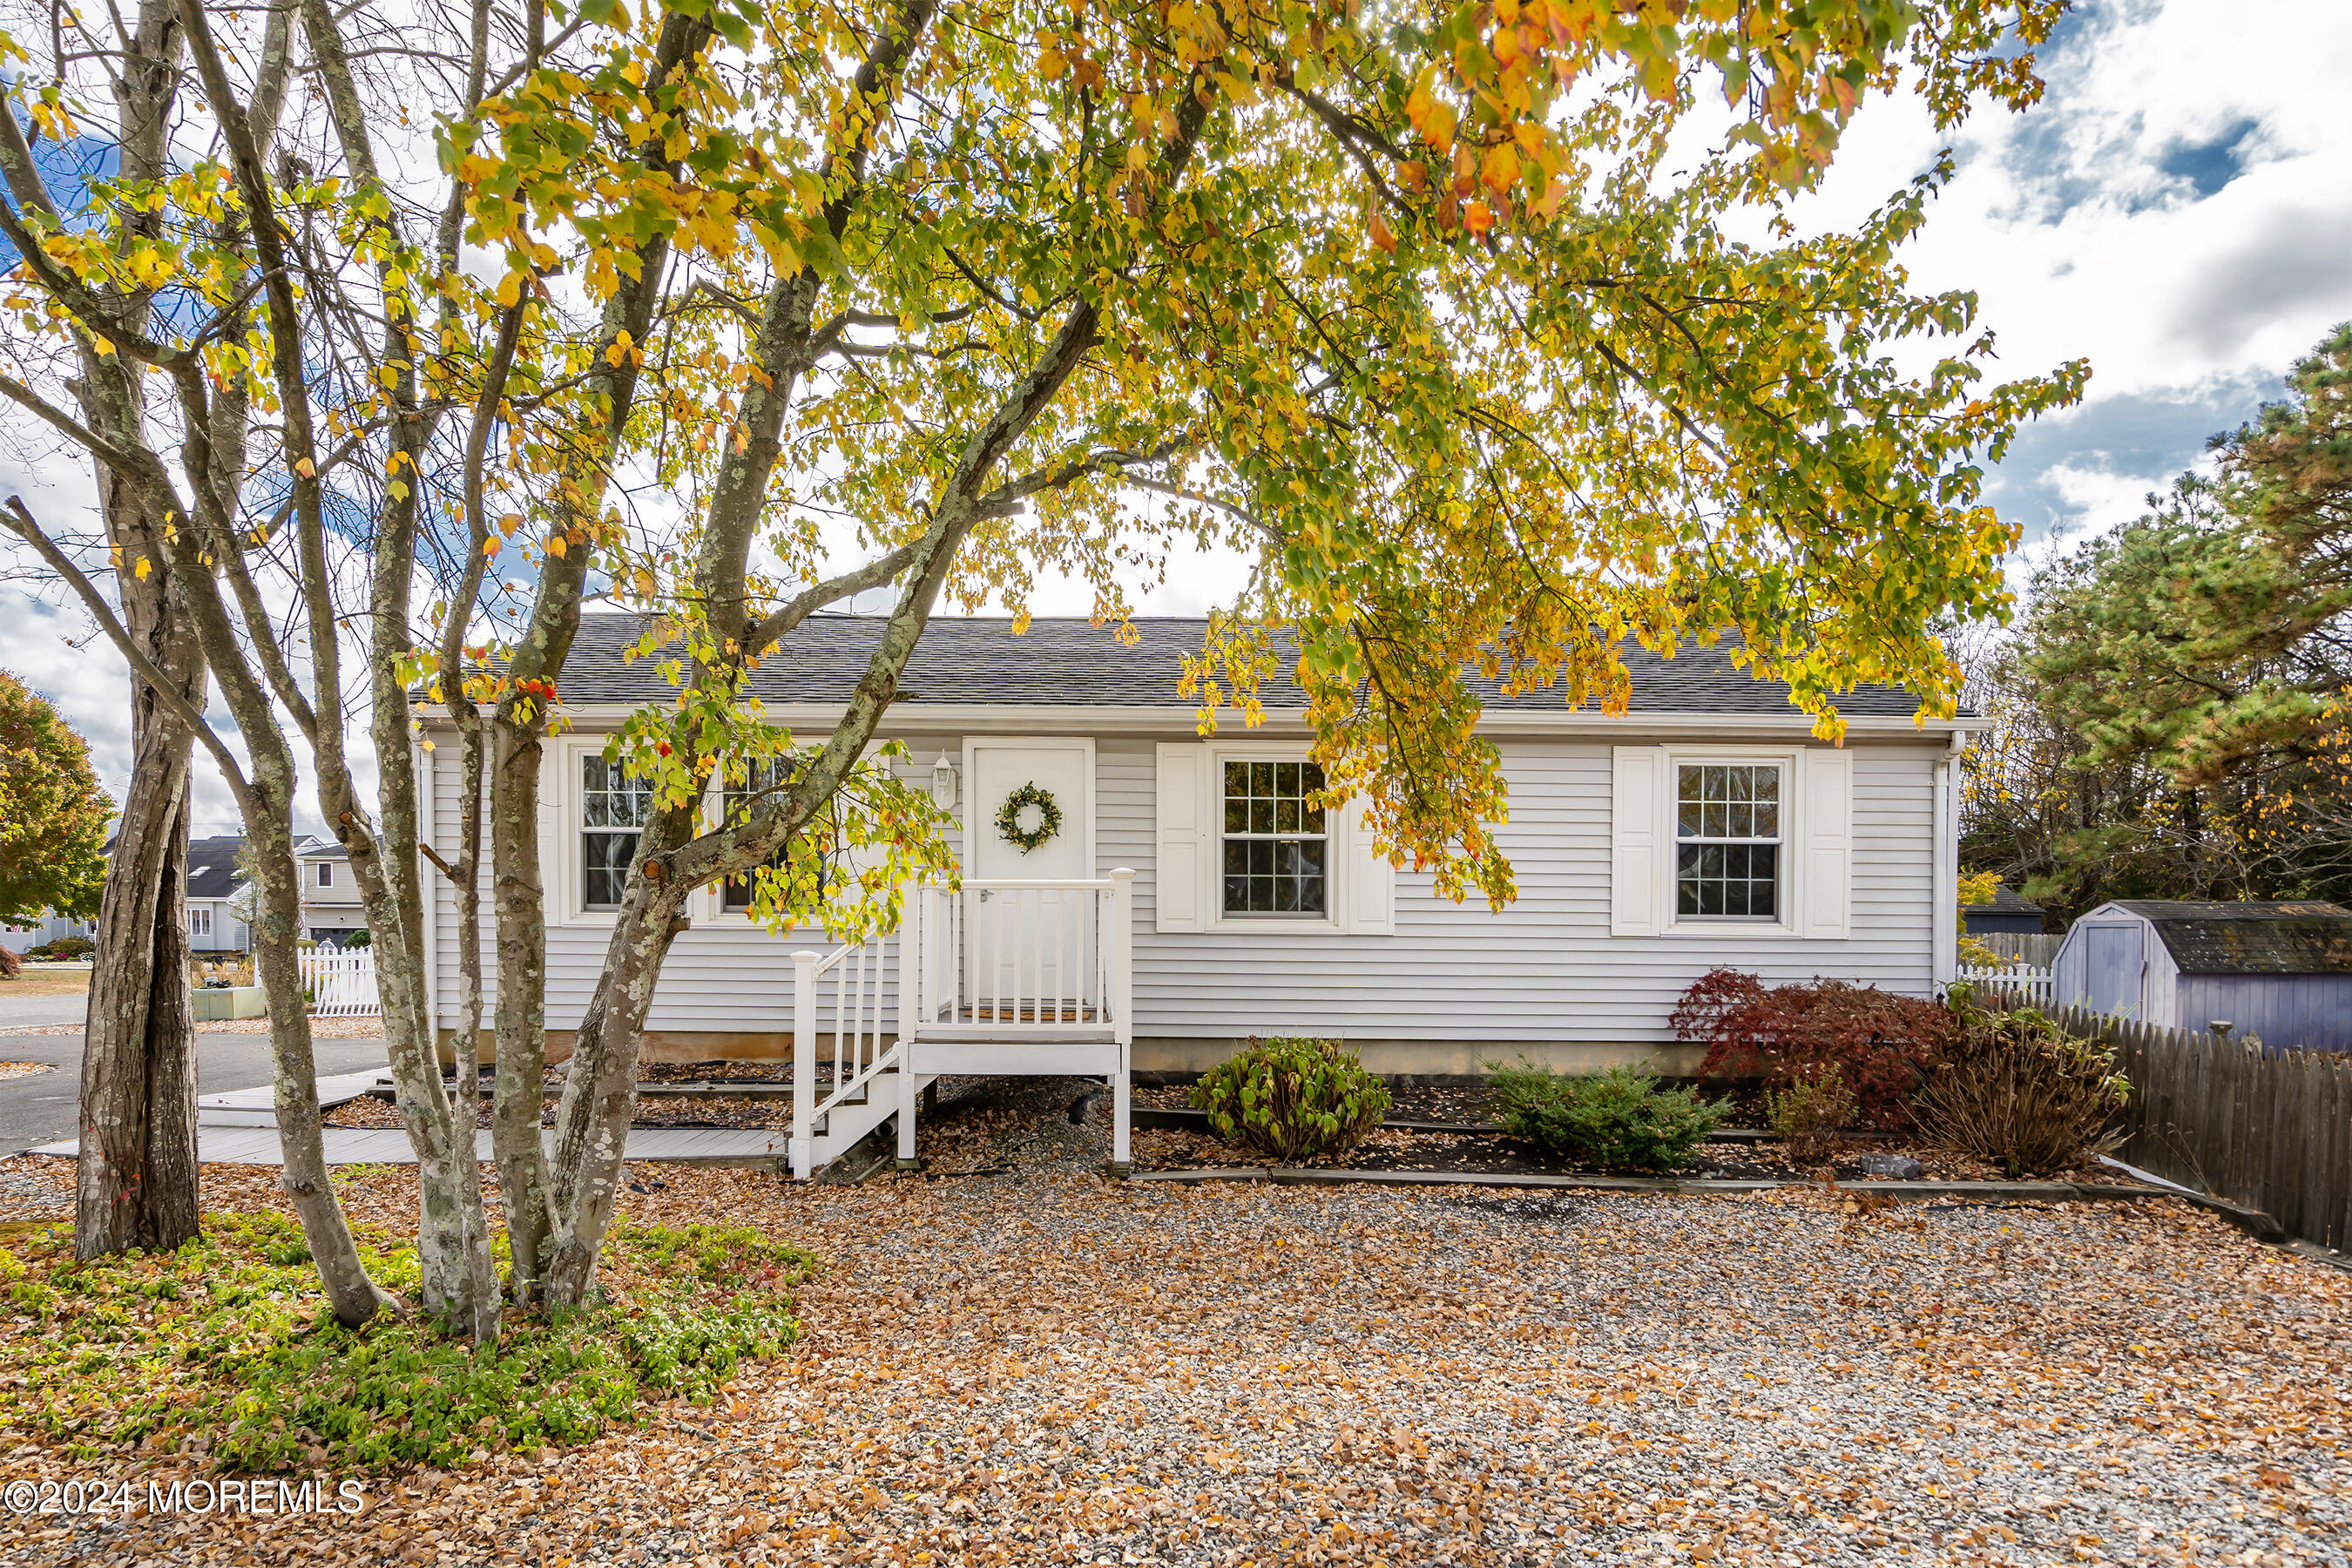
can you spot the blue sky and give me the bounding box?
[2,0,2349,836]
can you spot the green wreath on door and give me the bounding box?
[995,781,1062,854]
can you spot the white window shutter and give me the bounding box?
[1344,801,1395,934]
[1154,744,1209,932]
[1800,748,1854,939]
[540,748,566,916]
[1610,746,1665,936]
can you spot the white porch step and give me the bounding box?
[802,1071,936,1173]
[905,1037,1120,1078]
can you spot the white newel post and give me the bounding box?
[897,891,920,1168]
[1110,867,1135,1171]
[790,950,819,1179]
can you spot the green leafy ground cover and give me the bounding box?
[0,1213,809,1472]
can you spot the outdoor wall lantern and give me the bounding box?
[929,753,959,809]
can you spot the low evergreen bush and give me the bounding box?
[1487,1058,1727,1172]
[1189,1036,1390,1161]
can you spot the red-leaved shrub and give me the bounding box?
[1671,969,1960,1128]
[0,944,19,979]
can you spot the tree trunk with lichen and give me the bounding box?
[46,0,204,1260]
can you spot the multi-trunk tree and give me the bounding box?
[3,0,2081,1331]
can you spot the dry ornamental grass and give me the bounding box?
[0,1077,2347,1567]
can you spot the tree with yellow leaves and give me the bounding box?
[1,0,2082,1330]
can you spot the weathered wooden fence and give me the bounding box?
[1976,931,2063,968]
[1970,982,2352,1251]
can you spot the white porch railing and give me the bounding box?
[788,932,901,1179]
[788,870,1135,1178]
[299,950,381,1017]
[908,874,1133,1036]
[1957,962,2054,1007]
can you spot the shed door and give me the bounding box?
[2085,923,2145,1017]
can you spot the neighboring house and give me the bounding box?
[414,616,1977,1167]
[0,912,95,953]
[297,842,367,945]
[2051,900,2352,1051]
[18,832,355,956]
[186,835,254,953]
[1963,883,2045,936]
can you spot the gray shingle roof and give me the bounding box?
[186,836,247,901]
[1984,885,2044,916]
[550,615,1928,717]
[2110,901,2352,977]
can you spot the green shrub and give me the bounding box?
[1766,1064,1858,1164]
[1916,989,2131,1177]
[1487,1058,1727,1172]
[1189,1036,1390,1161]
[0,1213,812,1473]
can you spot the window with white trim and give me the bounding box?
[190,906,212,937]
[720,757,790,912]
[1220,760,1328,916]
[581,755,653,909]
[316,862,335,889]
[1674,762,1783,921]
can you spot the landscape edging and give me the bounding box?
[1127,1166,2173,1203]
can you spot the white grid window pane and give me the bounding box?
[1675,763,1781,921]
[1220,759,1328,916]
[720,758,791,911]
[582,755,652,909]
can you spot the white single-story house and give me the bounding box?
[413,616,1977,1173]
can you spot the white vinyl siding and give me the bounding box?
[425,729,1936,1045]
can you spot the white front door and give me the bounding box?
[966,740,1094,1017]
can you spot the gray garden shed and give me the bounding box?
[2049,900,2352,1051]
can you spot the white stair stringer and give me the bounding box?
[794,1071,938,1178]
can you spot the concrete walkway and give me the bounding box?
[28,1067,794,1167]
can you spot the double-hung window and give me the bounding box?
[1220,760,1328,916]
[316,862,335,889]
[720,758,792,913]
[1675,763,1783,921]
[581,755,653,910]
[190,907,212,938]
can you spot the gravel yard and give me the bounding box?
[6,1077,2349,1567]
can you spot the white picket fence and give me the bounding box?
[1955,961,2053,1006]
[297,950,381,1017]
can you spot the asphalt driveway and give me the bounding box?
[0,1031,392,1155]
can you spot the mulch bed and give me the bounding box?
[1138,1078,1502,1124]
[321,1088,801,1132]
[1125,1120,2129,1184]
[638,1060,793,1084]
